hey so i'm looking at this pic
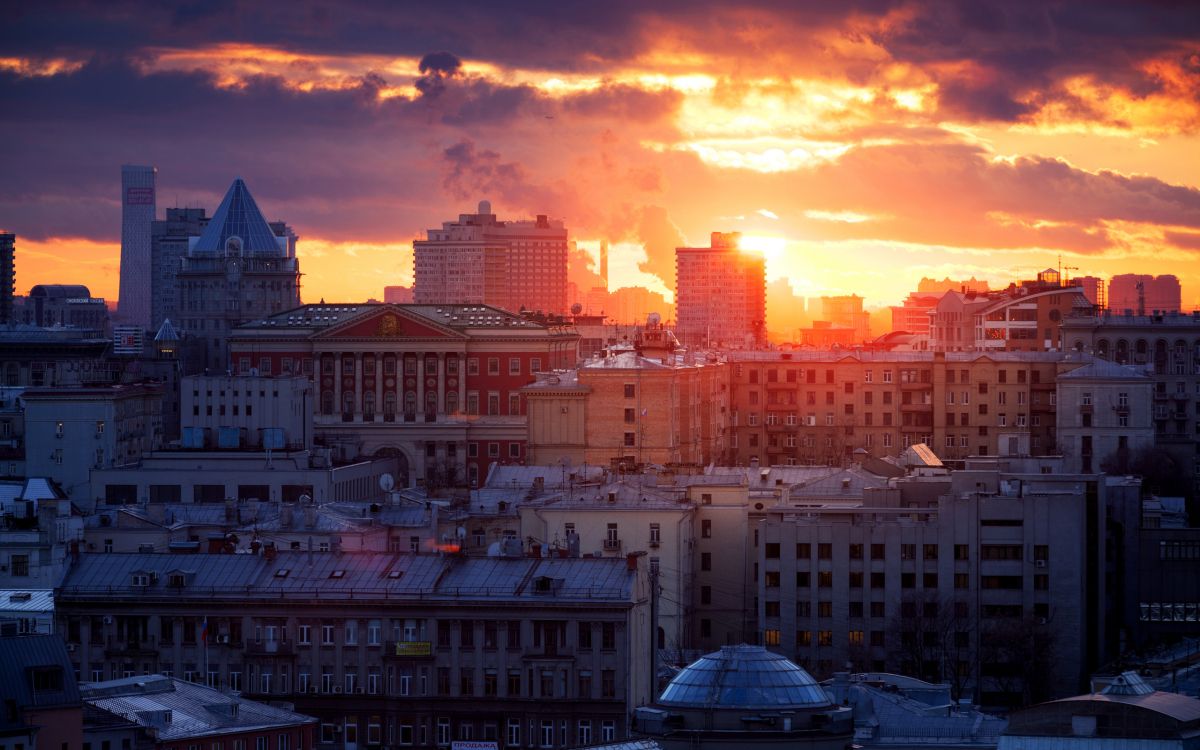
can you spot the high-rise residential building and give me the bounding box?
[176,178,300,373]
[383,285,414,304]
[819,294,871,342]
[118,164,156,328]
[675,231,766,349]
[151,207,208,329]
[1074,275,1104,308]
[413,200,569,315]
[0,232,13,325]
[1108,274,1182,314]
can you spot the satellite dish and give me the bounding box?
[298,494,312,504]
[571,303,583,315]
[456,526,467,540]
[379,473,395,492]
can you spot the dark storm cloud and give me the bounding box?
[415,51,462,98]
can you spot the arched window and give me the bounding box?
[425,390,438,415]
[342,391,354,420]
[384,392,397,422]
[321,391,334,416]
[1096,339,1110,358]
[446,391,459,415]
[364,391,376,421]
[404,392,417,415]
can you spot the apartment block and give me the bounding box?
[56,551,651,749]
[728,351,1074,466]
[524,324,729,468]
[754,466,1116,707]
[413,201,568,315]
[675,232,766,349]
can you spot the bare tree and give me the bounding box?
[888,590,976,699]
[978,615,1057,707]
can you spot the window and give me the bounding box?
[487,358,500,376]
[649,523,661,545]
[624,384,635,398]
[701,519,711,538]
[507,720,521,747]
[509,357,521,375]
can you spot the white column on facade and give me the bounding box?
[457,353,467,414]
[354,352,363,420]
[374,353,383,423]
[416,354,426,414]
[334,354,343,415]
[437,352,446,416]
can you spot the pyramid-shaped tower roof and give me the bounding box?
[154,318,179,342]
[191,178,282,255]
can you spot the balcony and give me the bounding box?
[899,401,932,412]
[104,638,158,658]
[246,640,293,656]
[386,640,434,659]
[603,539,622,551]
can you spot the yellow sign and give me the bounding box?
[394,641,432,657]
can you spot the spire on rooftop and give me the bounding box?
[190,178,282,256]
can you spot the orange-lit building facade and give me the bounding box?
[229,303,578,486]
[523,326,730,468]
[675,232,766,349]
[728,351,1075,466]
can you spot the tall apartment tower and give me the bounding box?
[0,233,13,325]
[151,207,209,329]
[176,178,300,373]
[1108,274,1181,315]
[675,231,766,349]
[118,165,157,328]
[413,200,568,315]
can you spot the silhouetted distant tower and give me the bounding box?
[600,239,609,290]
[0,232,13,325]
[118,165,156,328]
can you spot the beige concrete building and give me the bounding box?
[523,324,729,468]
[728,351,1087,466]
[1055,358,1155,473]
[413,201,569,315]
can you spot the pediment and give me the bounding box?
[314,305,466,341]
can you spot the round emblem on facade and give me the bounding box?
[323,377,333,387]
[426,377,436,388]
[448,378,457,388]
[385,378,395,388]
[378,314,399,336]
[406,378,416,388]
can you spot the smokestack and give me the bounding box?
[600,240,609,290]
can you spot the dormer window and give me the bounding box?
[167,573,186,588]
[330,570,345,579]
[132,573,151,587]
[225,236,243,256]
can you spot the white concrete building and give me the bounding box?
[414,200,569,315]
[1056,358,1155,473]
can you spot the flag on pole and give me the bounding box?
[200,617,209,644]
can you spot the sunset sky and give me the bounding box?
[3,1,1200,310]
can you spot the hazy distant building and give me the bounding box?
[176,178,300,373]
[917,277,989,295]
[118,165,156,328]
[1108,274,1181,314]
[675,232,766,349]
[383,285,414,304]
[819,295,870,342]
[27,284,109,333]
[151,207,209,329]
[890,292,940,338]
[413,200,569,315]
[1074,275,1104,308]
[1,232,13,325]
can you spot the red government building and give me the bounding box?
[229,303,579,487]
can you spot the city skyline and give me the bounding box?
[2,2,1199,309]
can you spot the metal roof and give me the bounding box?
[190,178,282,256]
[57,551,636,603]
[82,675,315,741]
[0,589,54,613]
[657,645,833,710]
[0,635,81,714]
